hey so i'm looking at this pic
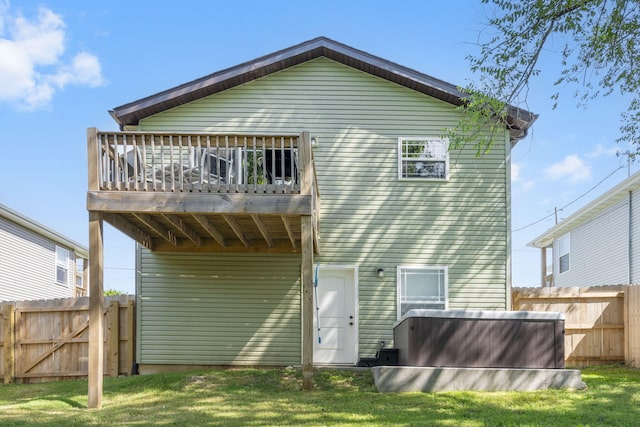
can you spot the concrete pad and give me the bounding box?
[372,366,586,392]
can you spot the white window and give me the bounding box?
[397,266,447,318]
[75,258,85,289]
[75,273,83,289]
[558,234,570,274]
[398,137,449,180]
[55,246,70,286]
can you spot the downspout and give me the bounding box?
[628,190,633,284]
[540,246,547,287]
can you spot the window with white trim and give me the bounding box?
[398,137,449,180]
[558,234,570,274]
[55,246,70,286]
[75,258,85,290]
[397,266,447,318]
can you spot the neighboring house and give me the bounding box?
[0,203,89,301]
[86,37,536,374]
[529,170,640,287]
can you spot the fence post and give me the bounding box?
[127,298,135,375]
[3,304,15,384]
[107,300,119,377]
[627,285,640,368]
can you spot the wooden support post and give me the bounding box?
[3,304,15,384]
[106,300,119,377]
[88,211,104,409]
[301,215,314,390]
[87,128,99,192]
[299,131,314,390]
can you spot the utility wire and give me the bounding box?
[512,165,626,233]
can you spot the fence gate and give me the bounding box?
[2,296,134,383]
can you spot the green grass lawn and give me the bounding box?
[0,366,638,426]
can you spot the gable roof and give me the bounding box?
[110,37,537,144]
[0,203,89,258]
[529,171,640,248]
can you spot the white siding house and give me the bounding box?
[529,171,640,287]
[0,203,89,301]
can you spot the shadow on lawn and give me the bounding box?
[40,395,85,409]
[1,367,638,426]
[100,367,640,426]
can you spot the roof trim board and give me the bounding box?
[109,37,536,143]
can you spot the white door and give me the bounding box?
[313,265,358,365]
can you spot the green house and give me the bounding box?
[86,37,536,385]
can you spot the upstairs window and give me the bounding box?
[558,234,570,274]
[397,266,447,319]
[55,246,70,286]
[398,137,449,180]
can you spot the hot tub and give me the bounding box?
[393,309,565,369]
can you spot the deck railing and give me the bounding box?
[90,131,304,194]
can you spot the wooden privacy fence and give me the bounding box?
[1,295,135,383]
[513,285,640,368]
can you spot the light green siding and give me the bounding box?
[137,251,301,365]
[138,57,510,361]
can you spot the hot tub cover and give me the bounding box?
[393,309,564,328]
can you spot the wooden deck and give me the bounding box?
[86,129,319,407]
[87,129,319,253]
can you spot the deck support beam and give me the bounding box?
[301,215,314,390]
[251,214,274,248]
[223,214,250,247]
[103,213,153,250]
[87,128,104,409]
[163,214,202,246]
[134,214,177,246]
[300,130,314,390]
[88,211,104,409]
[194,214,226,247]
[281,215,297,249]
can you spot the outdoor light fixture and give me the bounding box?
[311,137,318,147]
[376,268,384,278]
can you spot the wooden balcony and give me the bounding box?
[86,129,320,406]
[86,129,319,253]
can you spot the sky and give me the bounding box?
[1,0,637,294]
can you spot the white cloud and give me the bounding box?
[512,162,535,190]
[544,155,591,183]
[511,162,521,182]
[0,4,105,110]
[50,52,105,87]
[586,143,619,159]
